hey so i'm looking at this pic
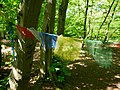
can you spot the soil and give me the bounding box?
[30,45,120,90]
[0,42,120,90]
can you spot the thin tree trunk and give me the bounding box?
[97,0,115,39]
[42,0,56,80]
[99,0,115,30]
[103,0,119,43]
[57,0,69,35]
[9,0,43,90]
[83,0,89,39]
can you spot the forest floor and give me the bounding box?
[60,47,120,90]
[0,41,120,90]
[32,46,120,90]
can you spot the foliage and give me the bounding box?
[37,1,47,31]
[0,77,9,90]
[49,55,71,84]
[64,0,120,42]
[65,0,85,37]
[1,0,120,89]
[0,0,20,32]
[1,0,120,41]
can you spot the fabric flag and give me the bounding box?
[28,28,57,49]
[27,27,41,41]
[94,46,112,68]
[16,25,57,49]
[41,32,57,49]
[85,40,103,55]
[54,35,83,61]
[16,25,35,39]
[85,40,112,68]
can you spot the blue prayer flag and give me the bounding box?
[40,32,57,49]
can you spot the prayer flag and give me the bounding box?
[28,28,58,49]
[41,32,57,49]
[16,25,35,39]
[85,40,112,68]
[28,28,41,41]
[54,35,83,61]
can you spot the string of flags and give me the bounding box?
[6,22,119,68]
[7,23,58,61]
[10,24,83,61]
[16,25,57,49]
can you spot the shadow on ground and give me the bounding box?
[1,42,120,90]
[60,47,120,90]
[32,47,120,90]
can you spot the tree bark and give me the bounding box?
[42,0,56,80]
[9,0,43,90]
[83,0,89,39]
[57,0,69,35]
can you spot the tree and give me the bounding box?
[7,0,70,89]
[42,0,56,79]
[57,0,69,35]
[9,0,43,90]
[83,0,89,39]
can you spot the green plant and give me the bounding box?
[49,55,71,84]
[0,77,9,90]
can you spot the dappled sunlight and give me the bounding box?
[114,75,120,79]
[106,82,120,90]
[29,76,39,84]
[1,39,120,90]
[11,67,22,81]
[67,61,87,70]
[1,40,120,90]
[1,44,13,61]
[61,46,120,90]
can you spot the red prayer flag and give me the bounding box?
[16,25,35,39]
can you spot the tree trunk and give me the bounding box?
[42,0,56,80]
[103,0,118,43]
[57,0,69,35]
[98,0,115,39]
[83,0,89,39]
[9,0,43,90]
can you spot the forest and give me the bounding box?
[0,0,120,90]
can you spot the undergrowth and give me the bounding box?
[0,77,9,90]
[50,55,71,86]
